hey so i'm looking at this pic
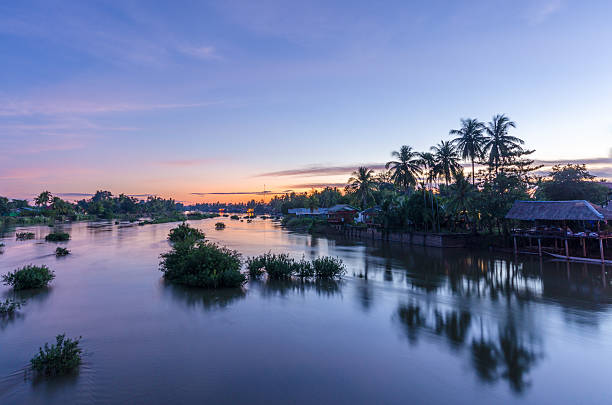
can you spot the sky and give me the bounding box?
[1,0,612,203]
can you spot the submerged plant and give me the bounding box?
[55,247,71,257]
[312,257,346,279]
[16,232,35,240]
[2,264,55,290]
[168,222,205,244]
[0,298,25,316]
[215,222,226,230]
[30,334,82,376]
[45,232,70,242]
[160,241,245,288]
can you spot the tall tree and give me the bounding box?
[483,114,522,173]
[450,118,486,185]
[34,191,52,208]
[418,152,437,188]
[431,140,462,186]
[347,167,377,209]
[385,145,422,193]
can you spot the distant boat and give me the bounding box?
[544,251,612,265]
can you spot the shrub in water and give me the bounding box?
[45,232,70,242]
[293,257,315,278]
[312,257,346,279]
[168,222,205,244]
[230,215,240,220]
[30,334,82,376]
[2,264,55,290]
[16,232,35,240]
[0,298,25,316]
[247,253,296,279]
[55,247,70,257]
[246,255,267,278]
[215,222,226,230]
[160,241,245,288]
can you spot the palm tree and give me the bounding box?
[444,171,476,230]
[418,152,437,188]
[450,118,486,185]
[431,140,462,186]
[385,145,422,193]
[483,114,522,173]
[34,191,52,208]
[347,166,376,209]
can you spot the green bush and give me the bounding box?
[2,264,55,290]
[230,215,240,220]
[30,334,82,376]
[160,241,245,288]
[55,247,70,257]
[0,298,25,315]
[245,254,344,280]
[215,222,226,229]
[16,232,35,240]
[168,222,205,244]
[312,257,346,279]
[45,232,70,242]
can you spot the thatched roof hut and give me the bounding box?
[505,200,609,221]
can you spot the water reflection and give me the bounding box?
[162,282,246,311]
[395,302,541,393]
[256,279,341,298]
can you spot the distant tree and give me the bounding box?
[442,171,476,230]
[450,118,486,185]
[418,152,438,188]
[536,164,609,204]
[0,197,9,216]
[34,191,52,208]
[483,114,522,173]
[306,194,319,212]
[431,140,462,186]
[385,145,422,192]
[347,167,377,209]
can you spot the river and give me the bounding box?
[1,218,611,404]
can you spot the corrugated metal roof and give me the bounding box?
[287,208,329,215]
[505,200,605,221]
[328,204,358,212]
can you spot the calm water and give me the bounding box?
[1,219,612,404]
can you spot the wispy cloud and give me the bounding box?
[178,45,222,60]
[256,163,387,177]
[284,182,346,189]
[526,0,563,25]
[191,191,286,196]
[159,159,218,167]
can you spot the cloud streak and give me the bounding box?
[256,163,387,177]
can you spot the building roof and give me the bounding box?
[287,208,329,215]
[505,200,606,221]
[328,204,358,213]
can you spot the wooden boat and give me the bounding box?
[544,251,612,265]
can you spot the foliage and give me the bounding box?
[30,334,82,376]
[160,239,245,288]
[431,140,462,186]
[483,114,522,173]
[168,222,205,244]
[312,256,346,279]
[536,164,609,204]
[2,265,55,290]
[16,232,35,240]
[215,222,226,229]
[0,298,25,315]
[385,145,422,192]
[450,118,486,185]
[246,253,345,280]
[45,231,70,242]
[346,166,377,209]
[55,247,71,257]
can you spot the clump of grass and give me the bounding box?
[312,256,346,279]
[230,215,240,220]
[246,254,345,280]
[168,222,205,244]
[0,298,25,316]
[30,334,82,376]
[215,222,226,230]
[45,232,70,242]
[2,264,55,290]
[16,232,35,240]
[55,247,70,257]
[160,240,245,288]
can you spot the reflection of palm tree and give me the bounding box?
[385,145,422,192]
[450,118,486,185]
[471,338,499,382]
[347,166,376,209]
